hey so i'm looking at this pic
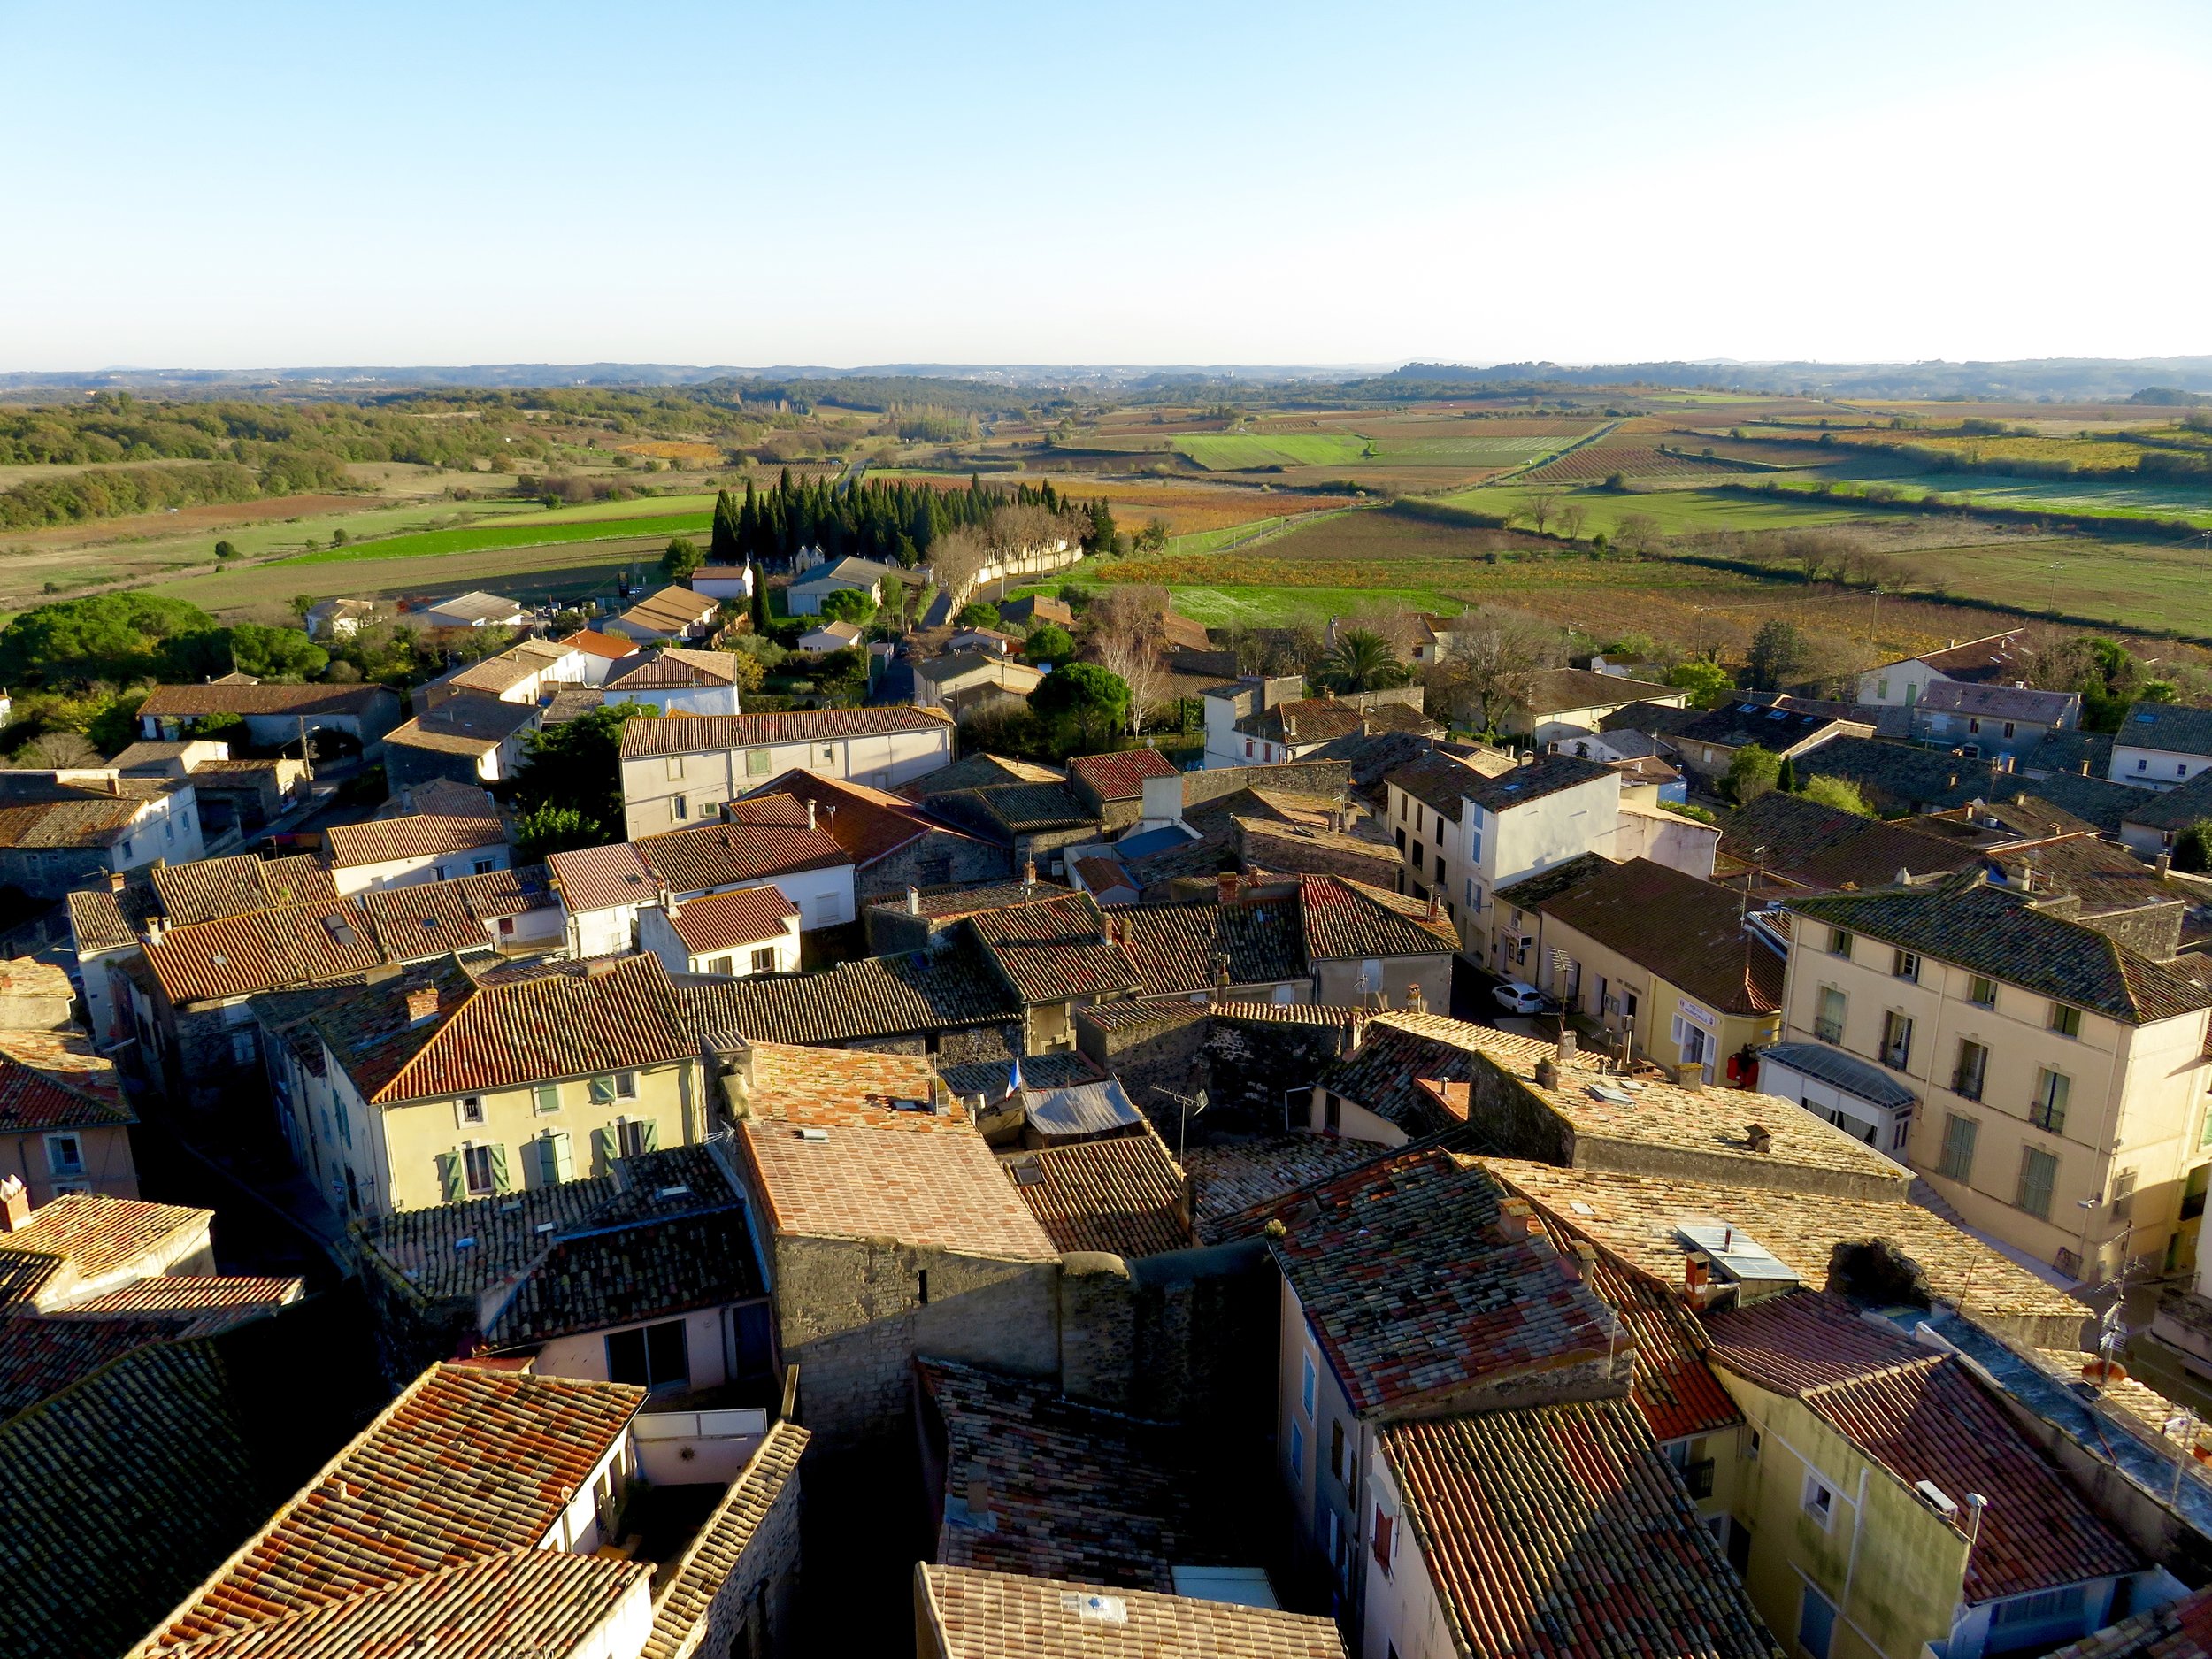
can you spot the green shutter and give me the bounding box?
[635,1119,659,1154]
[549,1129,574,1183]
[436,1151,465,1203]
[593,1126,619,1174]
[488,1142,511,1194]
[534,1084,561,1115]
[531,1134,558,1188]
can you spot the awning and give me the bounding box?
[1759,1041,1917,1110]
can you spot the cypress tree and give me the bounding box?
[710,488,741,563]
[1775,754,1798,793]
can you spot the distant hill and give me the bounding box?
[1379,357,2212,401]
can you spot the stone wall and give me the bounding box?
[1181,760,1354,812]
[775,1234,1060,1451]
[1202,1014,1355,1133]
[1056,1240,1279,1429]
[1237,818,1400,887]
[1076,1006,1209,1116]
[677,1425,810,1659]
[856,830,1010,906]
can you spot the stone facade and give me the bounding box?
[1057,1241,1278,1427]
[850,829,1010,906]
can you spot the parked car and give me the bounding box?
[1491,980,1550,1015]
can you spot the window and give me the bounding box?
[1394,826,1407,853]
[1968,975,1997,1009]
[1373,1509,1394,1575]
[1802,1471,1837,1527]
[2003,721,2016,740]
[1323,1092,1341,1134]
[1432,818,1443,845]
[2110,1169,2137,1222]
[746,749,772,775]
[458,1094,486,1125]
[2017,1146,2059,1219]
[1828,926,1853,958]
[1940,1113,1978,1182]
[1797,1584,1838,1659]
[229,1028,258,1067]
[705,955,733,975]
[618,1118,653,1158]
[1329,1419,1345,1483]
[1968,718,1982,735]
[666,757,685,781]
[750,947,777,972]
[1880,1010,1912,1071]
[1300,1352,1317,1420]
[1877,676,1889,699]
[671,796,689,821]
[1893,949,1919,982]
[1746,1429,1761,1460]
[464,1143,497,1197]
[605,1318,689,1391]
[588,1072,638,1105]
[1287,1420,1305,1479]
[45,1133,83,1176]
[2139,757,2149,773]
[534,1083,561,1115]
[1952,1040,1987,1102]
[1890,1119,1909,1152]
[2031,1068,2070,1134]
[472,859,495,876]
[2049,1002,2082,1039]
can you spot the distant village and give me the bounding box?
[11,546,2212,1659]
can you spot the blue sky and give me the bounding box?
[3,1,2208,370]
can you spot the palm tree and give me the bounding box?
[1323,629,1407,693]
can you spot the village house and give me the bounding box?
[795,617,863,654]
[1499,664,1686,745]
[1664,698,1877,790]
[421,588,526,628]
[916,1564,1346,1659]
[741,769,1006,902]
[357,862,564,963]
[125,1359,810,1659]
[1776,872,2212,1279]
[352,1141,776,1400]
[303,595,375,639]
[254,952,704,1220]
[134,680,402,754]
[603,647,744,715]
[617,706,955,838]
[997,593,1073,631]
[0,768,206,898]
[111,739,309,840]
[1067,746,1182,833]
[2117,769,2212,856]
[606,583,720,644]
[0,1185,300,1425]
[419,635,593,712]
[916,779,1102,875]
[681,935,1023,1064]
[556,626,641,681]
[1912,680,2081,762]
[640,882,801,978]
[326,808,513,893]
[548,813,854,956]
[688,563,755,603]
[786,554,910,616]
[911,650,1045,721]
[1202,675,1438,769]
[382,690,540,790]
[1856,629,2033,709]
[0,1029,138,1205]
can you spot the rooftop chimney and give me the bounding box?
[805,798,818,831]
[1404,982,1425,1015]
[1216,871,1238,907]
[1425,888,1440,924]
[1746,1122,1772,1154]
[2157,853,2173,878]
[405,985,441,1027]
[0,1174,27,1233]
[1674,1063,1705,1092]
[905,885,921,915]
[1556,1029,1578,1064]
[106,869,127,893]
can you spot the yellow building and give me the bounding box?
[260,952,705,1218]
[1778,873,2212,1281]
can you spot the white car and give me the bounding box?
[1491,981,1548,1015]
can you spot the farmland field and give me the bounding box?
[1522,444,1745,483]
[1768,474,2212,528]
[1171,434,1373,470]
[1440,483,1873,532]
[273,508,715,565]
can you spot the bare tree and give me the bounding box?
[1526,489,1562,536]
[1613,513,1662,557]
[927,529,991,612]
[986,503,1063,555]
[12,731,99,768]
[1556,502,1588,542]
[1084,584,1172,735]
[1427,610,1558,732]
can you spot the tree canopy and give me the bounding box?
[1022,623,1076,664]
[499,704,657,845]
[1320,629,1409,693]
[1031,662,1129,752]
[660,536,704,582]
[818,588,876,626]
[1725,743,1781,803]
[0,593,217,688]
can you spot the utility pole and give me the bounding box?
[297,715,313,781]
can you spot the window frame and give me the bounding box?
[1893,949,1920,982]
[2048,1002,2083,1039]
[463,1143,496,1197]
[1879,1009,1913,1071]
[1815,986,1847,1045]
[2031,1067,2070,1135]
[1801,1471,1838,1529]
[44,1132,83,1176]
[2016,1145,2059,1219]
[457,1094,486,1126]
[1968,975,1997,1010]
[1952,1039,1987,1102]
[1939,1112,1978,1182]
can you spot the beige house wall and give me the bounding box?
[1533,910,1780,1082]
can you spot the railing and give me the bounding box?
[1814,1018,1844,1045]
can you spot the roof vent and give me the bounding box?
[534,1220,557,1234]
[1915,1479,1958,1518]
[1062,1594,1128,1627]
[209,952,227,969]
[498,1199,520,1213]
[1585,1083,1632,1105]
[454,1236,477,1250]
[795,1126,830,1142]
[1746,1123,1772,1154]
[655,1184,691,1199]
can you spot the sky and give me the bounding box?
[4,0,2208,372]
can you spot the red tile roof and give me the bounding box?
[642,1424,811,1659]
[0,1033,129,1132]
[0,1195,211,1310]
[618,705,951,759]
[136,684,391,718]
[2044,1585,2212,1659]
[919,1564,1346,1659]
[142,898,386,1004]
[1271,1148,1619,1416]
[1007,1133,1190,1259]
[748,770,984,865]
[635,818,849,893]
[1297,874,1458,959]
[324,813,506,871]
[60,1274,300,1322]
[969,891,1141,1005]
[1067,747,1180,802]
[545,841,657,914]
[154,1363,644,1645]
[1537,858,1784,1016]
[667,884,799,955]
[557,628,639,659]
[151,853,336,926]
[1382,1401,1779,1659]
[1703,1293,2139,1603]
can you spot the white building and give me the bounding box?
[616,708,953,841]
[688,565,755,603]
[421,590,526,629]
[602,649,743,718]
[325,811,513,895]
[2108,702,2212,791]
[638,884,800,978]
[1855,629,2031,708]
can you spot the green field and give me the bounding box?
[273,508,713,565]
[1773,473,2212,529]
[1439,484,1872,532]
[1172,433,1373,470]
[1371,434,1586,464]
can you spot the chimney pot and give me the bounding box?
[1556,1029,1578,1063]
[406,985,441,1026]
[805,798,817,830]
[0,1174,27,1232]
[1534,1056,1561,1089]
[906,885,921,914]
[1216,871,1238,907]
[1674,1063,1705,1092]
[1023,856,1036,889]
[2156,853,2172,878]
[1404,982,1425,1015]
[106,869,126,893]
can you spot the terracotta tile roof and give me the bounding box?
[1006,1133,1189,1258]
[154,1363,644,1646]
[334,953,695,1105]
[1380,1401,1781,1659]
[150,852,337,926]
[164,1548,648,1659]
[1067,747,1181,802]
[426,590,522,624]
[0,1033,130,1132]
[1787,872,2212,1025]
[0,1194,211,1310]
[0,1313,185,1417]
[741,1041,949,1125]
[1211,999,1370,1026]
[1526,665,1680,714]
[641,1423,810,1659]
[545,840,657,913]
[1186,1133,1389,1244]
[68,880,157,952]
[358,864,551,960]
[324,812,506,871]
[895,752,1065,801]
[666,884,799,955]
[0,781,151,849]
[918,1564,1346,1659]
[605,647,740,691]
[1704,1292,2139,1602]
[135,684,391,718]
[1910,629,2031,680]
[1271,1148,1620,1416]
[918,1359,1243,1592]
[1237,697,1438,745]
[618,585,717,633]
[938,1050,1099,1099]
[352,1144,764,1348]
[1403,750,1616,817]
[970,891,1141,1005]
[1297,874,1457,959]
[1919,680,2078,722]
[1312,1012,1502,1140]
[2044,1585,2212,1658]
[387,693,538,756]
[618,705,950,760]
[740,1106,1056,1260]
[1538,859,1786,1015]
[930,780,1097,838]
[1482,1160,2087,1336]
[1110,897,1306,997]
[60,1274,300,1324]
[864,876,1071,918]
[0,1339,276,1659]
[749,770,985,865]
[143,897,387,1004]
[634,818,849,893]
[679,943,1017,1046]
[557,627,638,659]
